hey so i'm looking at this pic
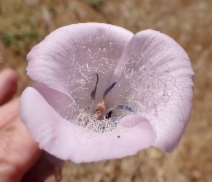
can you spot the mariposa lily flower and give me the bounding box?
[20,23,194,163]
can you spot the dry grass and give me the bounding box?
[0,0,212,181]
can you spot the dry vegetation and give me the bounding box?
[0,0,212,181]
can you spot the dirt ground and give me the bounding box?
[0,0,212,181]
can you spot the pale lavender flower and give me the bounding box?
[20,23,194,163]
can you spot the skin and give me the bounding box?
[0,69,59,182]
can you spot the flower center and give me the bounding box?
[88,74,134,120]
[72,74,135,133]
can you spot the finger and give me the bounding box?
[0,68,18,106]
[0,117,42,182]
[0,98,20,130]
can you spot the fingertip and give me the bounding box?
[0,68,18,105]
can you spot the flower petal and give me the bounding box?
[27,23,133,108]
[108,30,194,152]
[20,83,156,163]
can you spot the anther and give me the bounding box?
[91,74,99,100]
[115,105,134,112]
[105,104,134,118]
[105,111,113,119]
[103,81,116,99]
[85,107,90,112]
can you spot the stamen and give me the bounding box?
[105,104,134,116]
[85,107,90,112]
[115,105,134,112]
[91,74,99,100]
[105,111,113,119]
[103,81,116,99]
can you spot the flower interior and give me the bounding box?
[72,73,135,133]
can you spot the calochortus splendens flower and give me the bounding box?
[20,23,194,163]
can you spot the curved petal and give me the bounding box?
[108,30,194,152]
[27,23,133,109]
[20,83,156,163]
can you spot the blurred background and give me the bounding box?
[0,0,212,181]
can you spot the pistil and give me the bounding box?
[96,101,105,120]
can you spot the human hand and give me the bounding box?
[0,69,61,182]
